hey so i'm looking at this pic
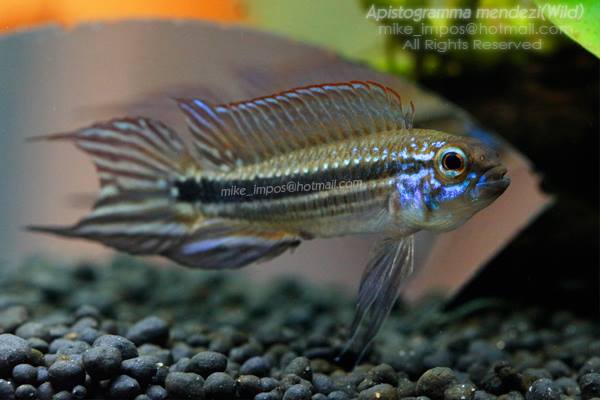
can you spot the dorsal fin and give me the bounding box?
[176,81,414,170]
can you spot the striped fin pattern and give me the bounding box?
[176,81,414,170]
[28,118,195,254]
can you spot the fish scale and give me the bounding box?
[195,131,441,231]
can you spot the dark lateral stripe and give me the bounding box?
[201,176,391,221]
[175,160,423,204]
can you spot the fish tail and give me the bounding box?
[28,117,302,268]
[28,117,201,255]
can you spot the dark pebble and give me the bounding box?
[281,374,313,393]
[284,358,312,381]
[0,334,32,376]
[138,345,171,366]
[15,323,51,342]
[146,385,168,400]
[48,360,85,390]
[579,357,600,376]
[37,382,54,400]
[327,391,349,400]
[312,374,333,395]
[579,373,600,400]
[0,306,28,333]
[255,391,282,400]
[208,337,234,355]
[77,328,101,345]
[93,335,138,360]
[204,372,235,399]
[109,375,141,399]
[283,384,311,400]
[121,356,159,385]
[47,326,69,341]
[70,385,86,400]
[36,367,49,385]
[358,383,396,400]
[240,356,271,377]
[468,341,506,364]
[473,390,497,400]
[416,367,457,399]
[73,305,100,320]
[134,395,150,400]
[385,346,426,379]
[544,360,571,378]
[70,317,98,333]
[171,343,194,363]
[27,339,49,354]
[229,343,262,364]
[331,372,363,396]
[312,394,327,400]
[499,391,524,400]
[187,334,209,347]
[152,364,168,386]
[444,383,477,400]
[165,372,204,400]
[397,377,416,398]
[235,375,262,398]
[260,377,280,392]
[43,355,57,368]
[126,317,169,346]
[0,379,15,400]
[522,369,551,387]
[525,378,561,400]
[554,377,579,396]
[423,350,452,369]
[51,391,72,400]
[48,340,89,356]
[82,345,122,380]
[368,364,398,387]
[400,397,432,400]
[14,384,36,400]
[170,357,191,373]
[12,364,37,385]
[188,352,228,378]
[481,362,523,395]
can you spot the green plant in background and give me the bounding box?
[535,0,600,58]
[247,0,597,79]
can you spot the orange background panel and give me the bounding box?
[0,0,245,32]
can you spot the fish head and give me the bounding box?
[391,133,510,232]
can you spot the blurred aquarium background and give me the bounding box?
[0,1,598,399]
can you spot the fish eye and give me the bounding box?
[436,147,467,179]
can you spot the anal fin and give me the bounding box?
[163,224,301,270]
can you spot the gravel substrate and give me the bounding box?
[0,257,598,400]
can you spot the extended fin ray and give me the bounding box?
[176,81,414,170]
[341,235,414,362]
[28,118,197,254]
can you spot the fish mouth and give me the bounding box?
[473,166,510,198]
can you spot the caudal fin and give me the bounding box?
[28,117,197,255]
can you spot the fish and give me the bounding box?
[29,81,510,359]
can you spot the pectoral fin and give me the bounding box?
[341,235,414,361]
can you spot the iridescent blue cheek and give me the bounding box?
[437,172,477,203]
[395,169,429,209]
